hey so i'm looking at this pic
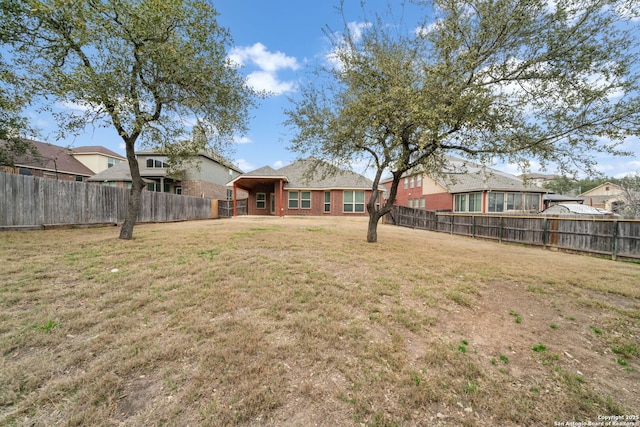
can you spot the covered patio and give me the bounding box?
[228,166,288,217]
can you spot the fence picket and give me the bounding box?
[386,206,640,260]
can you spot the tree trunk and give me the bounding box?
[119,184,142,239]
[367,211,381,243]
[119,139,144,240]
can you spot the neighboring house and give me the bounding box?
[228,158,377,217]
[70,145,126,174]
[1,139,96,181]
[383,158,548,213]
[520,173,559,188]
[87,148,246,199]
[579,182,626,213]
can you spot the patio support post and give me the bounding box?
[279,179,284,217]
[233,182,237,217]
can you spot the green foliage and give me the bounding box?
[532,343,547,352]
[590,325,603,335]
[286,0,640,242]
[509,310,522,324]
[30,319,59,333]
[2,0,257,238]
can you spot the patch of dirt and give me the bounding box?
[439,280,640,412]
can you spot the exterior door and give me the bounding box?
[270,194,275,215]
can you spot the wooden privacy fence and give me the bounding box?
[1,173,214,229]
[388,205,640,260]
[217,199,247,217]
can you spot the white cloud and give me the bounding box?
[325,21,372,71]
[55,100,95,112]
[347,22,372,43]
[229,42,299,72]
[246,71,296,94]
[273,160,285,169]
[228,43,299,95]
[235,158,255,172]
[233,135,252,144]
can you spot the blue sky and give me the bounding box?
[27,0,640,178]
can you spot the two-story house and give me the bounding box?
[382,158,548,213]
[87,148,245,199]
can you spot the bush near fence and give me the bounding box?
[1,172,215,229]
[387,205,640,260]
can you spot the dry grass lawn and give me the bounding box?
[1,216,639,426]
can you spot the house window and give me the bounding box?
[175,186,182,195]
[288,191,299,209]
[524,193,540,211]
[410,176,415,188]
[146,158,169,168]
[226,189,233,200]
[256,193,266,209]
[403,177,408,189]
[108,158,121,168]
[468,193,482,212]
[454,194,467,212]
[301,191,311,209]
[416,174,422,187]
[19,168,31,176]
[420,198,425,209]
[488,192,505,212]
[408,199,413,208]
[324,191,331,213]
[344,190,365,213]
[164,183,171,193]
[75,176,84,182]
[287,191,311,209]
[506,193,521,210]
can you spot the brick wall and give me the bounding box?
[425,192,453,211]
[2,166,85,182]
[245,189,371,216]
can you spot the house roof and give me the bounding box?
[71,145,126,159]
[442,169,546,193]
[543,194,584,203]
[433,158,545,193]
[5,139,96,176]
[86,162,135,182]
[136,148,243,174]
[578,182,624,197]
[380,157,545,193]
[230,158,375,190]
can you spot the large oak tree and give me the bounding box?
[286,0,640,242]
[1,0,256,239]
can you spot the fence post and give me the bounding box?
[611,220,619,261]
[450,214,454,235]
[472,215,476,238]
[542,217,548,249]
[499,216,504,243]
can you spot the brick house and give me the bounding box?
[0,139,117,181]
[87,149,246,199]
[228,158,377,217]
[382,158,548,213]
